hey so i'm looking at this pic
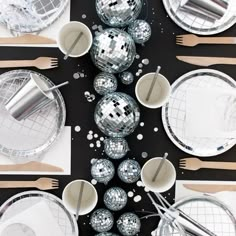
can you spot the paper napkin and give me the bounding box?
[0,201,64,236]
[185,88,236,138]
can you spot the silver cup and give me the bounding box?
[180,0,229,21]
[5,74,54,121]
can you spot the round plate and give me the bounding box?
[0,191,78,236]
[161,69,236,157]
[157,196,236,236]
[0,70,66,161]
[0,0,69,33]
[162,0,236,35]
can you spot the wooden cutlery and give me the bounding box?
[176,34,236,47]
[0,178,59,190]
[184,184,236,193]
[0,57,58,70]
[0,34,56,45]
[0,161,63,172]
[176,56,236,66]
[179,157,236,171]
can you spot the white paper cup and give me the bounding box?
[57,21,93,58]
[135,73,171,109]
[141,157,176,193]
[62,180,98,216]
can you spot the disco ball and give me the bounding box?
[104,187,128,211]
[90,28,136,73]
[118,159,141,183]
[119,72,134,85]
[96,233,119,236]
[117,213,141,236]
[94,72,118,95]
[128,20,152,44]
[91,159,115,184]
[96,0,143,27]
[90,209,114,233]
[94,92,140,137]
[104,138,129,159]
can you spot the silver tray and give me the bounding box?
[162,0,236,35]
[0,191,78,236]
[161,69,236,157]
[0,0,69,33]
[157,196,236,236]
[0,70,66,162]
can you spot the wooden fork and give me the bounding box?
[0,178,59,190]
[179,157,236,171]
[0,57,58,70]
[176,34,236,47]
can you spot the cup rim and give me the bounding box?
[57,21,93,58]
[135,72,171,109]
[62,179,98,215]
[141,157,176,193]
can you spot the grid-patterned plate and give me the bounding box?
[161,69,236,157]
[0,191,78,236]
[162,0,236,35]
[0,0,69,33]
[0,70,66,162]
[157,196,236,236]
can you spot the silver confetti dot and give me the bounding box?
[73,73,80,79]
[140,122,144,127]
[128,191,134,198]
[75,126,81,132]
[90,143,94,148]
[141,152,148,158]
[142,58,149,65]
[154,127,158,132]
[133,195,142,202]
[137,134,143,140]
[87,134,93,140]
[82,14,86,19]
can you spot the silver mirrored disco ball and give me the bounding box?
[104,187,128,211]
[117,213,141,236]
[96,233,119,236]
[119,71,134,85]
[128,20,152,44]
[90,209,114,233]
[96,0,143,27]
[104,138,129,159]
[94,92,140,137]
[90,28,136,74]
[91,159,115,184]
[94,72,118,95]
[118,159,141,183]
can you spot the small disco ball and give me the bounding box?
[104,138,129,159]
[117,213,141,236]
[119,72,134,85]
[90,28,136,74]
[96,233,119,236]
[94,72,118,96]
[128,20,152,44]
[96,0,143,27]
[94,92,140,138]
[118,159,141,183]
[90,209,114,233]
[91,159,115,184]
[104,187,128,211]
[96,232,119,236]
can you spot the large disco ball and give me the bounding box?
[96,0,143,27]
[94,92,140,137]
[90,28,136,74]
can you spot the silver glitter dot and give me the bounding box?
[141,152,148,158]
[84,91,90,96]
[137,181,144,187]
[82,14,87,19]
[135,54,140,59]
[91,179,97,185]
[142,59,149,65]
[94,134,98,138]
[73,73,80,79]
[134,195,142,202]
[100,137,104,141]
[138,69,142,73]
[89,130,93,134]
[92,25,98,30]
[75,126,81,132]
[140,122,144,127]
[128,191,134,197]
[87,134,93,140]
[137,134,143,140]
[144,187,150,192]
[154,127,158,132]
[138,63,143,68]
[91,159,97,164]
[90,143,94,148]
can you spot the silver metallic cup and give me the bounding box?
[5,74,54,121]
[180,0,228,21]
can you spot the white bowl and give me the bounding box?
[141,157,176,193]
[62,179,98,215]
[135,73,171,109]
[57,21,93,58]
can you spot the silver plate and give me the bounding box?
[0,0,69,33]
[0,191,78,236]
[157,196,236,236]
[162,0,236,35]
[0,70,66,162]
[161,69,236,157]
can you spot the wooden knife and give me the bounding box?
[0,161,63,172]
[184,184,236,193]
[0,34,56,45]
[176,56,236,67]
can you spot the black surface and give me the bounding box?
[0,1,236,235]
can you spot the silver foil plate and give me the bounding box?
[161,69,236,157]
